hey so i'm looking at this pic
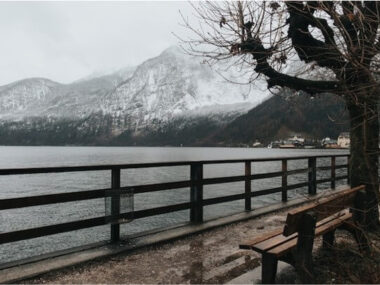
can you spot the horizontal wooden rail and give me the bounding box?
[131,202,191,219]
[202,171,284,186]
[0,162,192,175]
[335,175,348,180]
[0,154,349,176]
[203,181,312,207]
[287,181,310,190]
[203,193,246,206]
[287,168,309,175]
[252,186,284,197]
[0,202,192,245]
[200,154,348,164]
[126,180,191,194]
[0,216,108,244]
[0,189,107,210]
[317,164,348,171]
[317,178,334,184]
[335,164,348,169]
[317,166,332,171]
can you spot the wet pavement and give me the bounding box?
[25,211,289,284]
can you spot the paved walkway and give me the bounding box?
[25,210,290,284]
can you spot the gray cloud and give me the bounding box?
[0,1,194,85]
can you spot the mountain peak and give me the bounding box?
[0,77,61,89]
[159,45,186,57]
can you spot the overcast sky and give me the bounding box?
[0,1,195,85]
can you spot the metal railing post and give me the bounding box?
[347,155,351,186]
[111,167,121,242]
[308,157,317,195]
[282,159,288,202]
[331,156,336,189]
[190,162,203,223]
[245,161,252,211]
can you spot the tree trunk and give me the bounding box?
[347,97,380,229]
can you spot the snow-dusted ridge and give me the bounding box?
[0,46,269,135]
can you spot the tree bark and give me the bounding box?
[347,95,380,229]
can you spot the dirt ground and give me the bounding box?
[24,209,380,284]
[312,229,380,284]
[24,211,287,284]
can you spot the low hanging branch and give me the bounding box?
[238,32,341,94]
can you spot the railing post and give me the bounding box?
[190,162,203,223]
[347,155,351,186]
[111,167,121,242]
[331,156,336,189]
[282,159,287,202]
[245,161,252,211]
[308,157,317,195]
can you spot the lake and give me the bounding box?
[0,146,348,264]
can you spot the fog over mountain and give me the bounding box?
[0,46,269,145]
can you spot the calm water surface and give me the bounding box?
[0,146,348,264]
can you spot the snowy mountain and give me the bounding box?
[0,78,60,118]
[100,46,268,133]
[0,46,269,145]
[0,67,136,120]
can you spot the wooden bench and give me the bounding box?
[239,185,370,283]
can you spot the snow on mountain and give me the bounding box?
[100,46,268,130]
[0,68,135,120]
[0,78,60,119]
[74,66,136,84]
[40,70,136,119]
[0,46,269,136]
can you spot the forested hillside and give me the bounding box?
[199,93,349,146]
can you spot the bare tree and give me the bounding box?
[181,1,380,228]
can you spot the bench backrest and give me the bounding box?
[283,185,365,236]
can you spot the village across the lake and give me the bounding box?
[252,132,350,149]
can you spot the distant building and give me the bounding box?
[279,141,297,148]
[284,134,305,148]
[252,140,263,148]
[288,134,305,144]
[321,137,339,148]
[267,141,281,148]
[337,132,350,148]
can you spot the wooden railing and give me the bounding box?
[0,154,349,246]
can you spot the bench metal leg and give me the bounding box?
[322,230,335,249]
[294,248,314,284]
[262,253,278,284]
[295,211,317,283]
[295,251,314,284]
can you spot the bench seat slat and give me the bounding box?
[269,211,352,256]
[250,232,298,254]
[239,228,283,250]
